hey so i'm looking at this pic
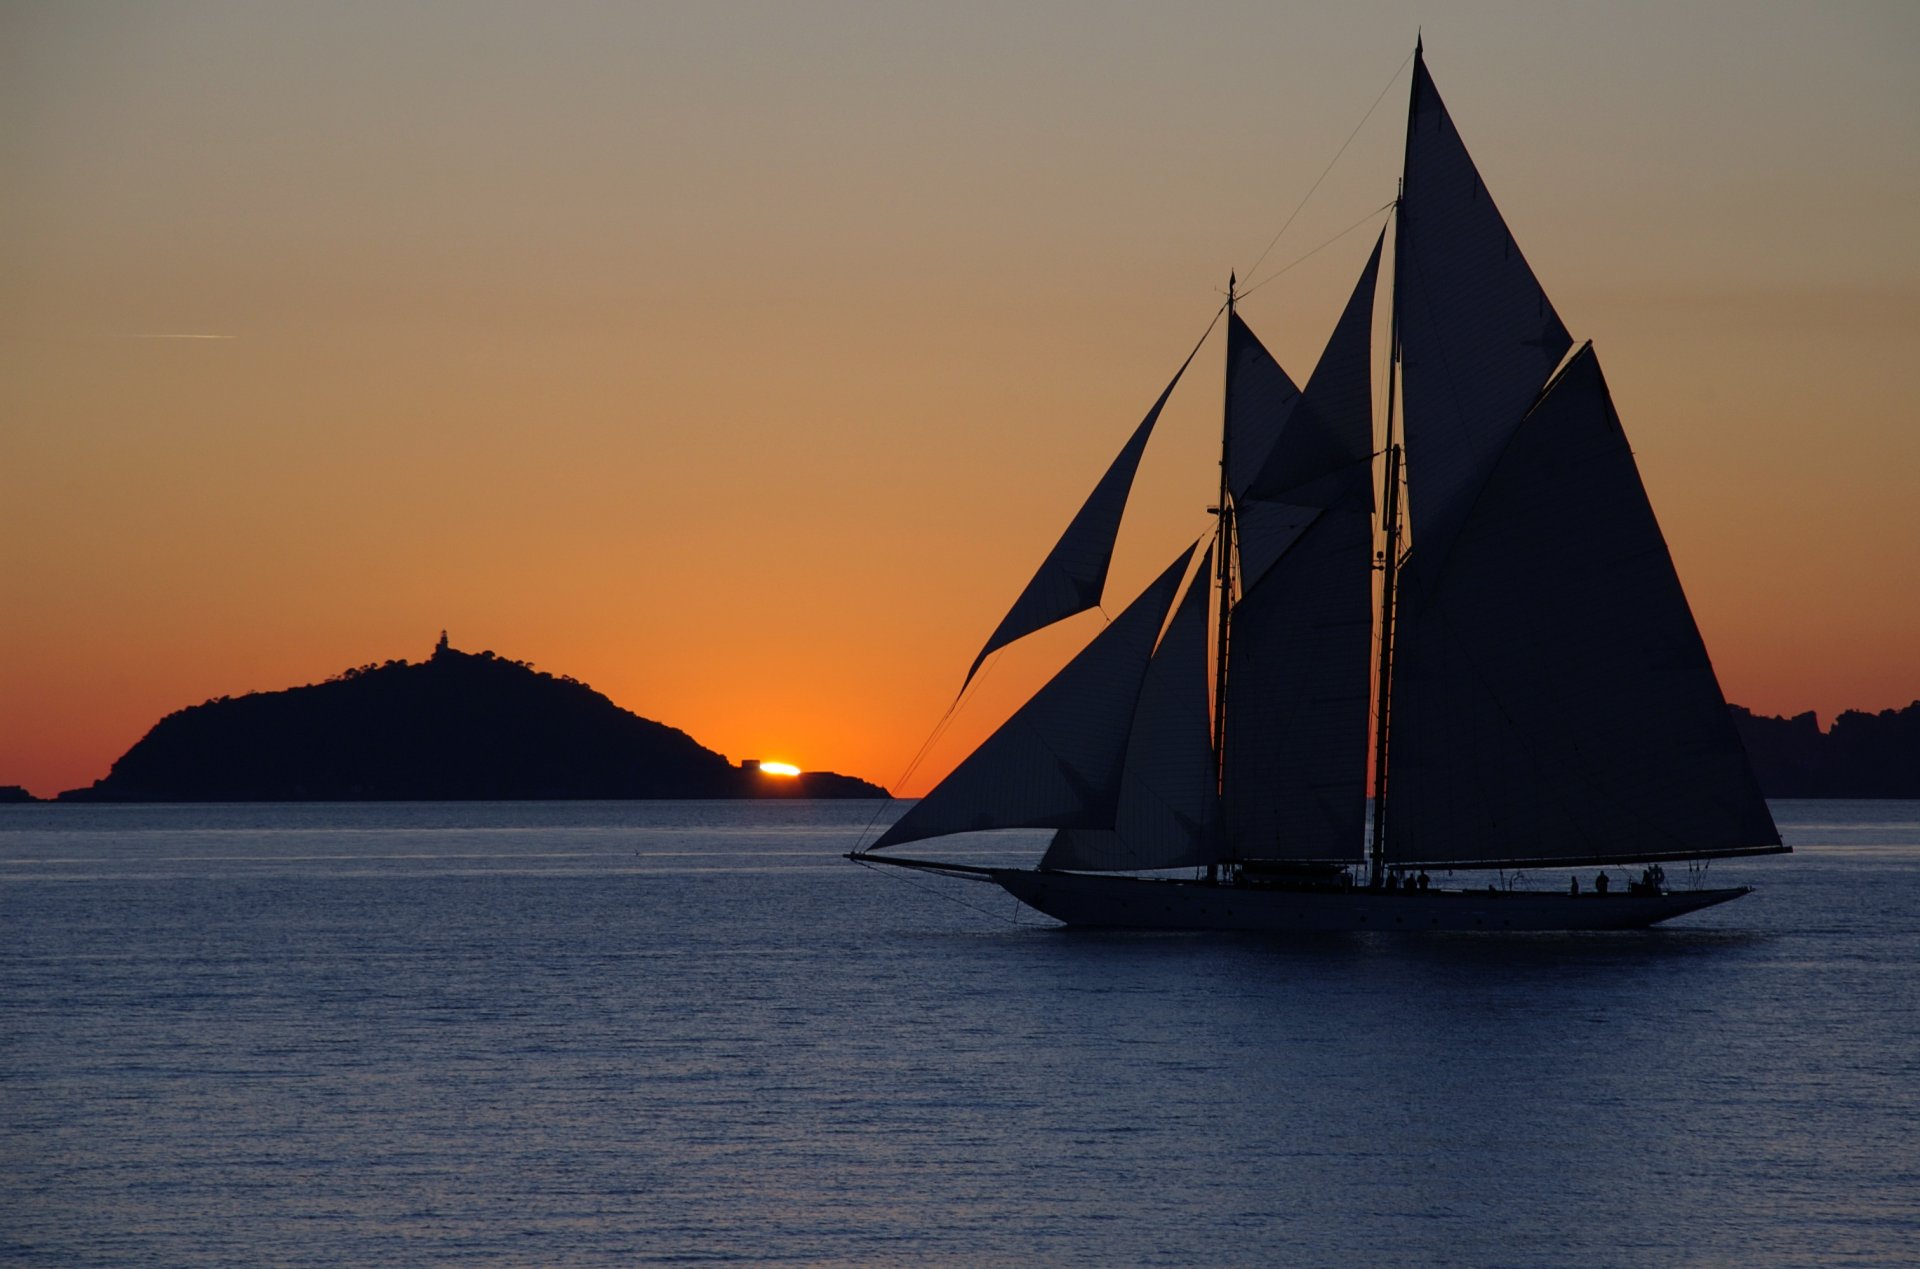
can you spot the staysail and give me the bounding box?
[1044,546,1220,871]
[962,356,1195,690]
[874,549,1192,851]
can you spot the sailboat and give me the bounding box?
[848,42,1789,932]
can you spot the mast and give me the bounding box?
[1212,274,1237,836]
[1369,40,1422,887]
[1368,201,1402,887]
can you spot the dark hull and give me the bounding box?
[990,869,1751,932]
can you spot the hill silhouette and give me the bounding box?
[1728,702,1920,799]
[58,639,886,802]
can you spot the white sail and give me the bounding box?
[1221,244,1379,862]
[1044,546,1220,871]
[1383,346,1780,868]
[1398,50,1571,559]
[1225,312,1302,502]
[874,550,1193,851]
[962,358,1194,690]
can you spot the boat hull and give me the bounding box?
[990,869,1751,932]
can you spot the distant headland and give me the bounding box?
[1728,702,1920,800]
[48,636,887,803]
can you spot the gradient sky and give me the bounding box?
[4,1,1917,798]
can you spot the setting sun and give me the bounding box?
[757,762,802,777]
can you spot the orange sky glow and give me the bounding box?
[4,3,1917,799]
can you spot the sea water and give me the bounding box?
[2,800,1915,1266]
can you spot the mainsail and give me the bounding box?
[1383,42,1779,868]
[1384,347,1780,867]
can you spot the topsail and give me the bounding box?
[1396,51,1571,559]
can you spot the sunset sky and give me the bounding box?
[4,2,1916,799]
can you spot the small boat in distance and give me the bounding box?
[849,41,1788,932]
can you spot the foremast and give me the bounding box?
[1211,273,1238,855]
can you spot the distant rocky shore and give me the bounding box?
[44,639,887,803]
[1728,702,1919,799]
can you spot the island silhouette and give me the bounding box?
[13,644,1912,804]
[55,636,886,802]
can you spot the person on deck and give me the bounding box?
[1595,872,1610,895]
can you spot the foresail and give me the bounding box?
[1044,546,1219,871]
[1225,312,1302,502]
[962,356,1194,691]
[1383,347,1781,868]
[1223,505,1373,862]
[1221,238,1380,861]
[874,549,1193,852]
[1398,50,1572,559]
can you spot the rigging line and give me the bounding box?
[851,856,1022,926]
[856,685,974,848]
[1238,201,1395,302]
[1242,48,1416,283]
[855,656,999,847]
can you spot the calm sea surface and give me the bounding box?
[3,800,1916,1266]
